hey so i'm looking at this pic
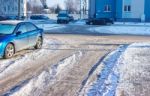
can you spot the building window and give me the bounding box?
[124,5,131,12]
[4,6,6,12]
[104,5,111,12]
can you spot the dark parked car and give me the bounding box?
[0,16,8,21]
[86,18,114,25]
[57,13,70,24]
[30,15,49,20]
[7,16,26,20]
[0,20,43,59]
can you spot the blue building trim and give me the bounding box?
[145,0,150,22]
[89,0,150,22]
[95,0,115,19]
[116,0,123,20]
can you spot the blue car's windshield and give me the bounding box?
[0,24,16,35]
[58,14,68,17]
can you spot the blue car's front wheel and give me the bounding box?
[35,37,43,49]
[4,43,15,59]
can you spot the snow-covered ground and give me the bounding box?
[0,39,61,82]
[116,43,150,96]
[69,20,86,25]
[0,40,60,73]
[86,43,150,96]
[115,22,150,26]
[36,24,66,31]
[4,51,83,96]
[88,25,150,35]
[87,45,128,96]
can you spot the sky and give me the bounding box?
[47,0,66,9]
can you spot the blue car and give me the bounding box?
[0,20,44,59]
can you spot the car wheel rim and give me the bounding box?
[37,38,42,48]
[6,44,14,58]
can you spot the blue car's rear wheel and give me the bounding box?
[35,37,43,49]
[4,43,15,59]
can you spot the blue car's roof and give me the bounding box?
[0,20,25,25]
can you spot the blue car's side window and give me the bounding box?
[17,24,27,33]
[26,23,37,32]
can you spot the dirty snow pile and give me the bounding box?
[89,25,150,35]
[4,51,83,96]
[116,43,150,96]
[0,39,61,79]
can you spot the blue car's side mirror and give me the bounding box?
[16,31,22,35]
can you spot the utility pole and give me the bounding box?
[80,0,82,19]
[18,0,21,20]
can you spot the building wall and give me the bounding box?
[89,0,150,22]
[116,0,123,20]
[89,0,96,18]
[96,0,115,18]
[121,0,144,20]
[0,0,27,16]
[131,0,144,19]
[145,0,150,21]
[122,0,132,18]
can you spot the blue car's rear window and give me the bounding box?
[0,24,16,35]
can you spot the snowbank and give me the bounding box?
[87,43,150,96]
[4,51,82,96]
[116,43,150,96]
[89,25,150,35]
[0,39,61,79]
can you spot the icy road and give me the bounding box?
[0,34,150,96]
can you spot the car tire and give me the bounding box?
[4,43,15,59]
[35,37,43,49]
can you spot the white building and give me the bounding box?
[0,0,27,16]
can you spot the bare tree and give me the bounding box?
[27,2,32,11]
[55,5,62,14]
[27,0,43,14]
[64,0,80,14]
[49,7,56,13]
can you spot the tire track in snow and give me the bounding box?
[77,52,111,95]
[87,45,129,96]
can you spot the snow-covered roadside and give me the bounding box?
[69,20,86,25]
[0,39,61,79]
[88,25,150,35]
[4,51,83,96]
[86,45,128,96]
[36,24,66,31]
[86,43,150,96]
[116,43,150,96]
[115,22,150,26]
